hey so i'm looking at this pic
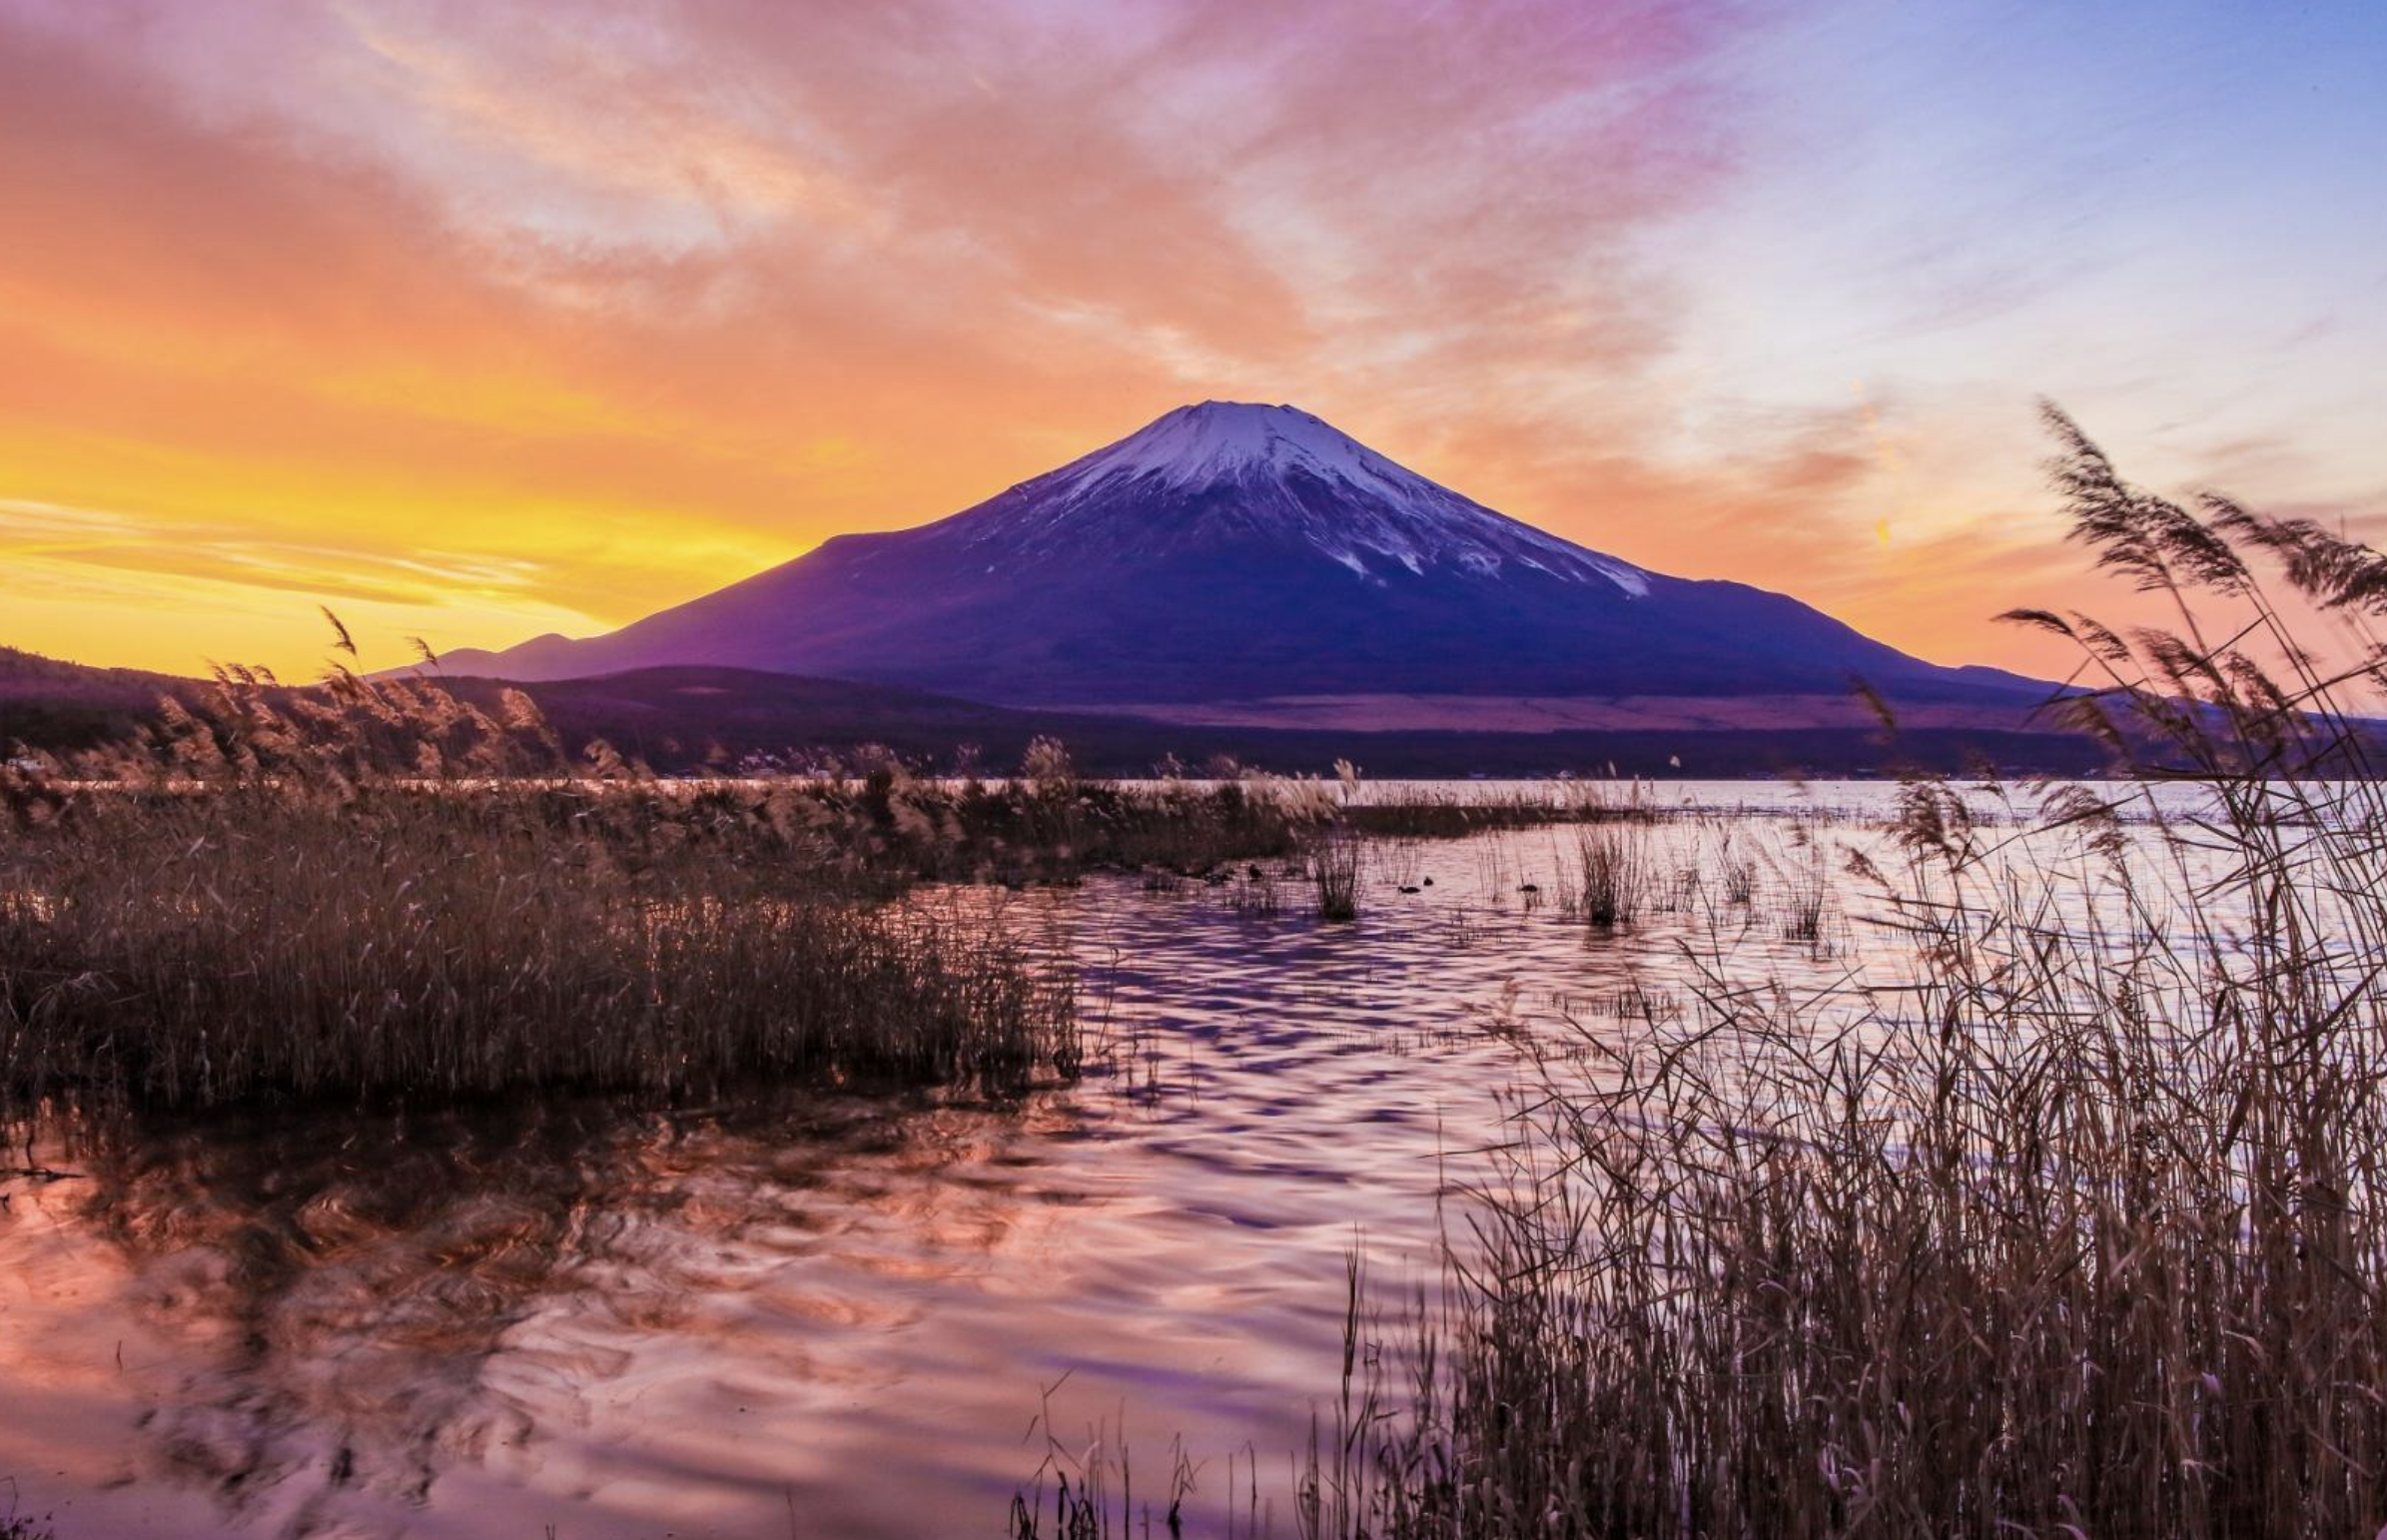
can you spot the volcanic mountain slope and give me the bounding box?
[441,401,2042,716]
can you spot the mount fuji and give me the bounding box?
[439,401,2042,728]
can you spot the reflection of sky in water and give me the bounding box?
[0,784,2298,1538]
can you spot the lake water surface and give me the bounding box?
[0,781,2207,1539]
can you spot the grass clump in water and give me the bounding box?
[1312,832,1363,921]
[1568,823,1648,930]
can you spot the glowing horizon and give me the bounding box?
[4,0,2382,684]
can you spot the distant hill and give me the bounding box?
[3,648,2103,778]
[437,665,2103,778]
[0,645,212,753]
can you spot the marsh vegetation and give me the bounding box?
[0,674,1633,1119]
[0,694,1084,1114]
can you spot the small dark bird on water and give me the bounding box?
[1519,883,1539,894]
[1398,884,1422,894]
[1246,865,1263,880]
[1422,876,1433,886]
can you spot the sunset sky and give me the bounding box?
[4,0,2382,681]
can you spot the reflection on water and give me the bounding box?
[6,1091,1121,1539]
[0,786,2197,1538]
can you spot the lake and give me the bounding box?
[0,780,2215,1538]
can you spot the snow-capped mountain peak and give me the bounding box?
[967,401,1650,595]
[1063,400,1406,490]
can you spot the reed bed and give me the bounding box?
[1335,779,1665,840]
[0,680,1079,1116]
[1293,410,2387,1540]
[0,788,1075,1113]
[0,632,1669,1122]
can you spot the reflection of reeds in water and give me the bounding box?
[45,1088,1062,1529]
[1293,412,2387,1539]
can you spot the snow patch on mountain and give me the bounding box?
[1063,399,1409,490]
[962,401,1650,596]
